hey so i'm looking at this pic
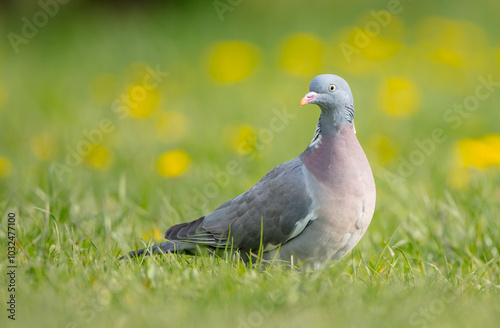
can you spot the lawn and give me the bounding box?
[1,1,499,327]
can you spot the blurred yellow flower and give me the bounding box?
[280,33,324,77]
[378,77,420,117]
[333,15,405,74]
[362,36,402,61]
[457,135,500,169]
[90,73,118,105]
[208,41,260,83]
[126,84,159,118]
[369,134,398,165]
[30,132,56,161]
[332,28,376,74]
[224,124,257,155]
[415,17,490,70]
[158,150,191,178]
[0,156,13,178]
[429,49,464,68]
[447,166,471,190]
[142,226,163,242]
[497,47,500,67]
[358,13,404,58]
[156,111,188,143]
[85,145,114,171]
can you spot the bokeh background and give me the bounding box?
[1,0,499,195]
[1,0,499,327]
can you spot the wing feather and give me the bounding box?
[165,158,316,252]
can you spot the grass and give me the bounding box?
[2,180,500,328]
[1,1,500,327]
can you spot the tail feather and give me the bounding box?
[119,240,196,260]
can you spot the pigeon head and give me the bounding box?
[300,74,353,109]
[300,74,355,126]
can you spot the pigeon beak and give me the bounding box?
[300,92,318,106]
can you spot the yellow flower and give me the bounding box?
[428,49,464,69]
[457,135,500,169]
[332,28,376,74]
[362,36,402,61]
[415,17,490,70]
[224,124,257,155]
[497,47,500,67]
[412,17,493,93]
[208,41,260,83]
[90,74,118,105]
[158,150,191,178]
[30,132,56,161]
[357,13,404,60]
[0,156,13,178]
[332,14,405,74]
[85,145,113,171]
[126,84,159,118]
[369,134,398,165]
[378,77,420,117]
[155,111,188,143]
[142,226,163,242]
[280,33,324,77]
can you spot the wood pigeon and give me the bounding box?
[121,74,376,267]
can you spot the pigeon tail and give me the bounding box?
[119,240,196,260]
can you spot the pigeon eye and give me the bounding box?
[329,84,336,92]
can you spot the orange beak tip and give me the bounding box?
[300,92,317,106]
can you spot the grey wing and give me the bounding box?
[166,157,315,252]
